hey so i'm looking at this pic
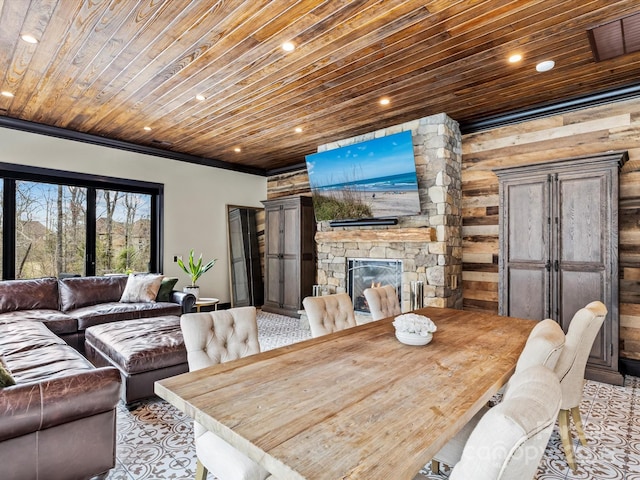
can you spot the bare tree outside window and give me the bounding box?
[96,189,151,275]
[98,190,120,273]
[15,181,87,278]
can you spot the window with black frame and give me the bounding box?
[0,163,162,279]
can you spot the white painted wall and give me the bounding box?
[0,127,267,302]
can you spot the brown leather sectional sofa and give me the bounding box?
[0,320,121,480]
[0,275,195,479]
[0,276,195,351]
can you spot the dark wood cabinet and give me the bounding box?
[495,152,627,385]
[261,196,316,317]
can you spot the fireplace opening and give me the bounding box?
[347,258,402,314]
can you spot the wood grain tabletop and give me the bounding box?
[156,307,536,479]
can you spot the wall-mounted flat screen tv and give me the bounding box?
[305,130,421,222]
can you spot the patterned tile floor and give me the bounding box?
[106,312,640,479]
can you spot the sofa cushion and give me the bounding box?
[85,316,185,374]
[0,277,59,313]
[0,310,78,335]
[156,277,179,302]
[5,345,96,383]
[68,302,182,331]
[59,275,128,311]
[120,273,163,303]
[0,321,94,384]
[0,321,67,356]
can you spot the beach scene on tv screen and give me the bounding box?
[305,130,421,221]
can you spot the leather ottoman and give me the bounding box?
[85,315,188,404]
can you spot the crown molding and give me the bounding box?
[0,116,267,177]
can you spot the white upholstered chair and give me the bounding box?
[302,293,357,338]
[554,300,607,472]
[511,318,567,381]
[363,285,401,320]
[448,365,562,480]
[430,318,565,474]
[180,307,272,480]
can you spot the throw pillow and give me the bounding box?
[156,277,179,302]
[0,356,16,388]
[120,273,164,303]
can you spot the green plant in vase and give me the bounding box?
[177,249,217,300]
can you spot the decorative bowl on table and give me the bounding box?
[395,330,433,346]
[392,313,437,346]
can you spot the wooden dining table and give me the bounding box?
[155,307,536,479]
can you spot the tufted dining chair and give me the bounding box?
[430,318,565,475]
[511,318,567,380]
[180,307,272,480]
[554,300,607,472]
[302,293,357,338]
[363,285,401,320]
[448,365,562,480]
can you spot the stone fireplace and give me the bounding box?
[347,258,402,314]
[313,113,463,313]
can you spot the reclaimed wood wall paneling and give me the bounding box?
[461,97,640,360]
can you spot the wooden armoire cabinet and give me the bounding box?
[495,151,627,385]
[261,196,316,317]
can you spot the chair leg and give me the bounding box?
[431,460,440,474]
[570,406,588,446]
[195,459,208,480]
[558,409,577,473]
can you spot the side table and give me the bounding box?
[194,297,219,313]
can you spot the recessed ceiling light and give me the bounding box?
[195,94,206,101]
[21,34,38,44]
[1,91,14,98]
[508,53,523,63]
[143,126,152,131]
[379,97,390,106]
[282,41,295,52]
[234,147,241,153]
[295,127,303,133]
[536,60,555,72]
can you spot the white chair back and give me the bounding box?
[363,285,401,320]
[180,307,270,480]
[501,318,565,399]
[433,318,565,472]
[181,307,261,371]
[302,293,357,337]
[553,300,607,472]
[450,365,561,480]
[554,301,607,409]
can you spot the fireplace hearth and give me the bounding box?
[347,258,402,314]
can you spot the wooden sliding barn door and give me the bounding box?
[496,151,627,385]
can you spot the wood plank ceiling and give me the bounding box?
[1,1,640,174]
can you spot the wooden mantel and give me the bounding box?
[315,227,436,243]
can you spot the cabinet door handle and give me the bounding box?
[554,260,559,272]
[545,260,551,271]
